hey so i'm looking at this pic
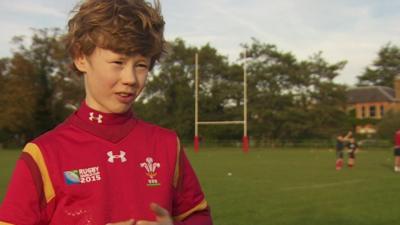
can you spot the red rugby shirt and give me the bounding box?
[395,130,400,148]
[0,102,212,225]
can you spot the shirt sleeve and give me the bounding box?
[0,143,55,225]
[0,154,42,224]
[171,139,212,223]
[173,208,213,225]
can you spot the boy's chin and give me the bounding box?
[102,102,132,114]
[111,105,132,114]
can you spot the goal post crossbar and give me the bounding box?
[197,121,244,125]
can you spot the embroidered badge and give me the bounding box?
[140,157,161,186]
[89,112,103,123]
[64,166,101,185]
[107,151,127,163]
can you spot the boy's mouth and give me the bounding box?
[117,92,133,97]
[115,92,135,103]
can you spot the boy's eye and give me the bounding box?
[136,63,149,69]
[112,61,124,65]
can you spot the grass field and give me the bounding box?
[1,147,400,225]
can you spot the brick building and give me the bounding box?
[347,76,400,134]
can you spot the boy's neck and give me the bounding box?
[76,101,133,125]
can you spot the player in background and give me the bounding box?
[335,131,352,170]
[394,129,400,172]
[347,138,358,168]
[0,0,213,224]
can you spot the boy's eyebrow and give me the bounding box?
[136,57,149,62]
[116,55,128,59]
[108,55,128,60]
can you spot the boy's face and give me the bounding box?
[75,47,150,114]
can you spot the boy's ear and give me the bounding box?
[74,54,89,73]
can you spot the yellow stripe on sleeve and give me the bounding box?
[173,137,181,188]
[0,221,15,225]
[173,199,208,221]
[23,143,56,203]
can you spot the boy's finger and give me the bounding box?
[136,221,157,225]
[106,219,135,225]
[150,203,170,217]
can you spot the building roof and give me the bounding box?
[347,86,396,104]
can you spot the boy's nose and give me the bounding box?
[121,66,137,86]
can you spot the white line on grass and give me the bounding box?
[281,179,364,191]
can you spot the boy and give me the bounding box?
[0,1,213,225]
[335,131,352,170]
[347,138,358,168]
[394,129,400,172]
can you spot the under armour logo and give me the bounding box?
[89,112,103,124]
[107,151,127,163]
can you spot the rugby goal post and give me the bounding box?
[194,52,248,152]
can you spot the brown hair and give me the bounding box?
[65,0,166,75]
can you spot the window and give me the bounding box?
[369,105,376,118]
[380,105,384,117]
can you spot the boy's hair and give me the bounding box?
[65,0,166,75]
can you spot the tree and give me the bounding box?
[303,53,349,138]
[241,38,348,143]
[0,28,83,144]
[0,53,38,143]
[376,111,400,141]
[24,29,83,135]
[357,43,400,87]
[242,40,301,142]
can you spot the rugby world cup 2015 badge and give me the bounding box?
[64,166,101,185]
[140,157,161,187]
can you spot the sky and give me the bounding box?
[0,0,399,85]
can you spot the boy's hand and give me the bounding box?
[136,203,173,225]
[106,219,135,225]
[106,203,172,225]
